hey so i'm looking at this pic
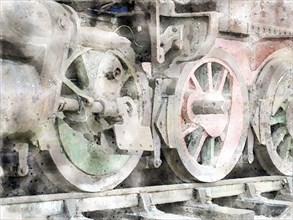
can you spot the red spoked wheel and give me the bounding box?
[164,48,249,182]
[254,49,293,176]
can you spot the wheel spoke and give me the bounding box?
[272,73,292,115]
[207,62,214,92]
[269,111,286,125]
[188,130,208,160]
[272,98,288,116]
[201,136,215,165]
[190,74,204,93]
[278,136,292,159]
[182,123,199,137]
[215,69,228,93]
[209,137,216,165]
[272,126,288,150]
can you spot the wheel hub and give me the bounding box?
[184,92,230,137]
[191,93,231,115]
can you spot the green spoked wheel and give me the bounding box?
[38,49,150,192]
[254,49,293,176]
[164,48,249,182]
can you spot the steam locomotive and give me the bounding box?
[0,0,292,194]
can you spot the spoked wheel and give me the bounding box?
[164,48,249,182]
[254,50,293,176]
[37,49,149,192]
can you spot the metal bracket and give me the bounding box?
[275,177,293,201]
[48,199,92,220]
[154,98,168,144]
[132,193,197,219]
[160,25,184,55]
[159,0,176,16]
[235,182,292,217]
[114,97,154,151]
[245,183,259,197]
[14,143,29,176]
[195,188,212,204]
[151,78,167,167]
[131,193,163,218]
[246,126,255,164]
[149,1,165,64]
[166,95,181,148]
[150,0,221,64]
[0,166,3,179]
[174,200,254,220]
[249,85,262,143]
[35,122,60,151]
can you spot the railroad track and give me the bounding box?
[1,176,292,220]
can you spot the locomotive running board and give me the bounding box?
[0,176,292,219]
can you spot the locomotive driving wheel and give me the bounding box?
[254,50,293,176]
[164,48,249,182]
[37,49,150,192]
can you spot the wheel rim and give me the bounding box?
[38,50,146,192]
[255,54,293,176]
[165,48,249,182]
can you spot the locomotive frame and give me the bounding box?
[0,0,292,200]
